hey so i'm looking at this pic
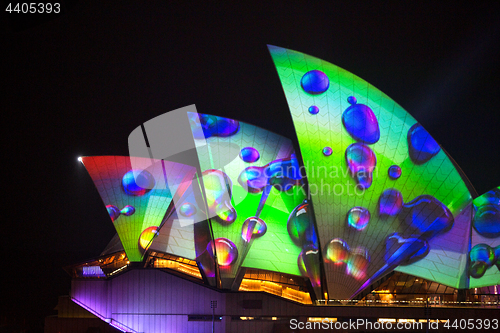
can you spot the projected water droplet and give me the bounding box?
[241,217,267,242]
[347,96,357,104]
[322,147,333,156]
[388,165,402,179]
[347,207,370,230]
[400,195,454,240]
[469,261,488,279]
[470,244,495,267]
[106,205,120,222]
[298,244,321,287]
[138,226,158,252]
[238,166,267,193]
[324,238,350,264]
[308,105,319,114]
[494,245,500,265]
[238,156,302,193]
[192,114,240,139]
[384,233,429,267]
[288,201,315,246]
[407,123,441,164]
[473,188,500,238]
[346,247,370,280]
[179,202,197,217]
[301,70,329,94]
[239,147,260,163]
[378,189,403,217]
[342,97,380,144]
[207,238,238,266]
[202,169,237,224]
[120,205,136,216]
[122,169,155,196]
[345,143,377,189]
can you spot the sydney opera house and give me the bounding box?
[46,46,499,333]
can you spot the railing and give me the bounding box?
[314,299,500,308]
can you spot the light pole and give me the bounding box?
[211,300,217,333]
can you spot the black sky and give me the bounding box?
[2,1,500,331]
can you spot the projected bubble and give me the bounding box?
[138,226,159,252]
[322,147,333,156]
[207,238,238,266]
[238,166,267,193]
[203,169,237,224]
[473,189,500,238]
[470,244,495,267]
[346,207,370,230]
[238,156,302,193]
[122,169,155,196]
[385,233,429,266]
[241,217,267,242]
[324,238,350,264]
[388,165,402,179]
[298,244,321,287]
[345,143,376,189]
[400,195,454,239]
[469,261,488,279]
[301,70,329,94]
[378,189,403,217]
[106,205,121,222]
[239,147,260,163]
[179,202,197,217]
[120,205,135,216]
[308,105,319,114]
[195,114,240,139]
[287,201,313,245]
[342,96,380,144]
[407,123,441,164]
[346,247,370,280]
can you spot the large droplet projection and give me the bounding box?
[300,70,329,94]
[473,188,500,238]
[407,123,441,164]
[324,238,350,265]
[241,217,267,242]
[202,169,237,224]
[469,244,496,278]
[342,96,380,144]
[239,147,260,163]
[385,233,429,267]
[122,169,155,196]
[346,247,370,280]
[388,165,402,179]
[298,244,321,287]
[192,114,240,139]
[288,201,314,246]
[345,143,377,189]
[138,226,159,252]
[238,155,302,193]
[120,205,136,216]
[179,202,197,217]
[346,207,370,230]
[399,195,454,239]
[378,189,403,217]
[207,238,238,266]
[106,205,121,222]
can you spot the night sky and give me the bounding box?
[3,1,500,331]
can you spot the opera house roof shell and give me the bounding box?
[78,46,500,301]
